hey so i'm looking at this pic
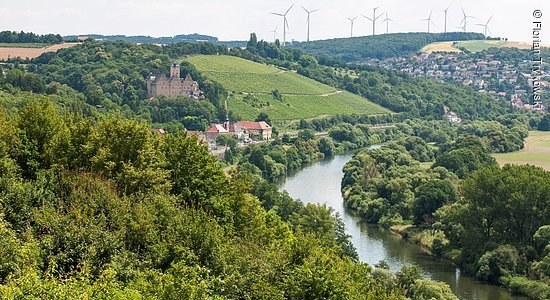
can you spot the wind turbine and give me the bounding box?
[443,4,451,33]
[476,15,493,37]
[302,6,319,42]
[347,16,358,37]
[382,12,393,34]
[421,11,436,33]
[459,7,475,32]
[270,26,278,43]
[271,4,294,47]
[362,7,384,35]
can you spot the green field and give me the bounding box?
[421,40,535,53]
[0,43,49,48]
[493,131,550,170]
[186,55,390,120]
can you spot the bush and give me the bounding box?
[501,276,550,300]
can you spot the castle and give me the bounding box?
[146,62,202,99]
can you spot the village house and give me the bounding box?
[146,62,202,99]
[443,107,462,124]
[205,119,272,142]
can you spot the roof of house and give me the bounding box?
[206,124,229,133]
[234,121,271,130]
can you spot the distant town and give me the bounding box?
[361,50,549,112]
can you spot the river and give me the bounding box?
[279,153,527,300]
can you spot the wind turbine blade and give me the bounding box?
[376,12,384,20]
[461,7,466,17]
[487,27,492,36]
[487,15,493,24]
[285,18,290,29]
[310,9,319,13]
[301,6,308,13]
[475,23,484,26]
[362,14,373,21]
[271,13,284,16]
[285,3,295,15]
[429,10,433,19]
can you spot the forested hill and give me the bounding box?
[292,32,485,62]
[63,33,247,48]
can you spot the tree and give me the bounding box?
[318,137,336,157]
[412,180,458,225]
[255,113,271,126]
[539,115,550,131]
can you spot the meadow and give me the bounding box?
[493,131,550,170]
[186,55,389,120]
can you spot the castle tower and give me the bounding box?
[170,61,180,79]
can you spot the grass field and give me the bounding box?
[186,55,390,120]
[493,131,550,170]
[421,40,538,54]
[0,43,79,60]
[420,42,463,53]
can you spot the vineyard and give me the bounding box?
[186,55,389,120]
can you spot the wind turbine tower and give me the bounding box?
[382,12,393,34]
[347,16,358,37]
[270,26,278,43]
[362,7,384,35]
[271,4,294,47]
[476,15,493,37]
[459,7,475,32]
[302,6,319,42]
[421,11,435,33]
[443,4,451,33]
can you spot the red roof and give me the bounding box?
[234,121,271,130]
[206,124,229,133]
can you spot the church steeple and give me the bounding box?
[170,61,180,79]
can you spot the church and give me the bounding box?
[146,62,202,99]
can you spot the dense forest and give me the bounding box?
[63,34,247,48]
[0,99,462,299]
[0,31,63,44]
[291,32,485,61]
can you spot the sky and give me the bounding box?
[0,0,547,44]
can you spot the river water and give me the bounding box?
[279,153,527,300]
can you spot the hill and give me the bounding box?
[63,33,247,48]
[291,32,485,62]
[186,55,390,121]
[421,39,537,53]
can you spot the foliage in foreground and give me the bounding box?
[0,98,431,299]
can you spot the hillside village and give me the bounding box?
[146,61,273,154]
[361,51,549,112]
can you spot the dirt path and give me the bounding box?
[320,90,343,97]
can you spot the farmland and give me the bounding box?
[0,42,79,60]
[420,41,463,53]
[186,55,390,120]
[493,131,550,170]
[421,40,536,53]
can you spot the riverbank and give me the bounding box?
[389,224,550,299]
[280,153,528,299]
